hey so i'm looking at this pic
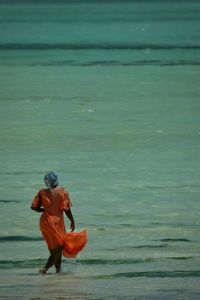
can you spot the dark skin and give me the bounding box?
[31,192,75,273]
[64,208,75,232]
[31,206,44,213]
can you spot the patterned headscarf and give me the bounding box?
[44,171,59,189]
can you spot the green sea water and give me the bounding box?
[0,1,200,299]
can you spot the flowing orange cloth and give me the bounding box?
[31,187,87,258]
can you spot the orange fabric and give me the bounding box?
[32,187,87,257]
[63,229,87,258]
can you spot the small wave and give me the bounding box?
[97,270,200,279]
[168,257,193,260]
[0,259,46,269]
[156,238,192,243]
[152,222,200,228]
[2,57,200,68]
[0,236,43,242]
[31,59,200,67]
[0,200,19,203]
[0,43,200,51]
[0,256,194,269]
[133,244,168,249]
[0,171,44,175]
[0,258,148,269]
[76,258,153,265]
[128,184,200,191]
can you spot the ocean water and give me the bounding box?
[0,0,200,299]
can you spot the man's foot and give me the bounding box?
[39,267,47,275]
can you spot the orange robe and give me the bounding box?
[31,187,87,258]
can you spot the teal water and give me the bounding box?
[0,1,200,299]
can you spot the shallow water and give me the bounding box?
[0,1,200,299]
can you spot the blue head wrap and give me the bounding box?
[44,171,59,188]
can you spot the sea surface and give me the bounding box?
[0,0,200,299]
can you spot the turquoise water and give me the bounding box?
[0,1,200,299]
